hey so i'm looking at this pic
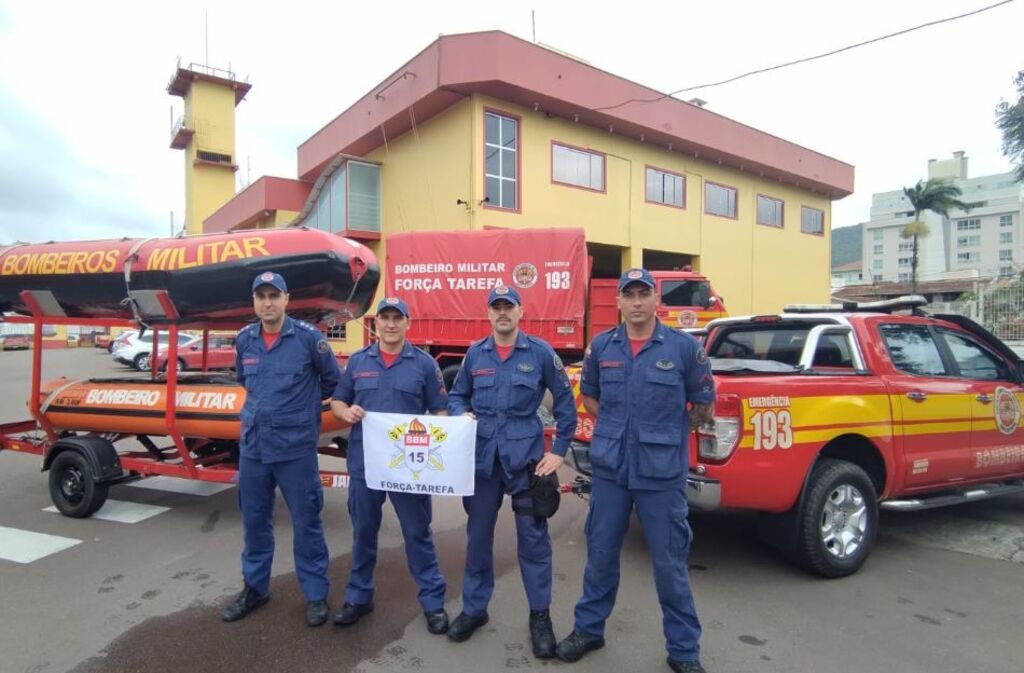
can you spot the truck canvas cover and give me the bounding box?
[385,228,588,348]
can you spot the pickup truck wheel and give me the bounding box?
[48,452,110,518]
[796,459,878,578]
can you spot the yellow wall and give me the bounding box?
[311,93,835,347]
[183,80,238,235]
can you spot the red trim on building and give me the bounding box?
[550,141,607,194]
[644,164,687,210]
[296,31,853,197]
[203,176,311,233]
[482,107,522,214]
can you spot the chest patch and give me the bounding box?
[354,371,380,379]
[517,363,535,373]
[599,360,625,368]
[472,368,496,377]
[656,359,676,371]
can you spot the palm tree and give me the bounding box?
[901,178,973,295]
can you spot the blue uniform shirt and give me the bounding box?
[333,342,448,480]
[235,316,341,463]
[448,331,577,479]
[580,321,714,490]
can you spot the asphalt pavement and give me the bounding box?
[0,348,1022,673]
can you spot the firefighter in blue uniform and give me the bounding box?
[556,268,715,673]
[330,297,450,635]
[222,271,341,627]
[446,285,577,659]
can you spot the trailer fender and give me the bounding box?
[43,436,123,482]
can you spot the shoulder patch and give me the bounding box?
[553,353,564,371]
[695,346,708,365]
[317,340,331,354]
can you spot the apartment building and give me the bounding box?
[862,152,1023,283]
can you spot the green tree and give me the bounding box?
[995,69,1024,182]
[901,178,973,295]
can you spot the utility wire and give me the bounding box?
[593,0,1017,112]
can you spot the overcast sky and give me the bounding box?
[1,0,1021,244]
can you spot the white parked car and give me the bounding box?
[112,331,193,371]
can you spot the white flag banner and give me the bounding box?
[362,412,477,496]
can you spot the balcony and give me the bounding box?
[170,115,194,150]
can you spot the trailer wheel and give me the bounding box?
[48,452,109,518]
[794,459,878,578]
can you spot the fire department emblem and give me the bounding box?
[677,310,698,328]
[387,417,448,480]
[627,270,643,280]
[260,272,274,282]
[512,262,539,289]
[384,297,400,305]
[994,386,1021,435]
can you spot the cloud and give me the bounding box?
[0,86,164,243]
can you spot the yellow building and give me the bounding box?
[168,63,251,236]
[206,31,853,352]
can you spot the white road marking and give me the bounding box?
[0,526,82,564]
[43,499,170,523]
[124,475,234,496]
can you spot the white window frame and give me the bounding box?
[552,142,605,192]
[484,110,519,210]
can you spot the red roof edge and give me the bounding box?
[297,31,853,197]
[203,176,311,233]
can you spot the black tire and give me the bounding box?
[794,459,878,578]
[441,364,462,392]
[161,357,187,372]
[48,452,109,518]
[133,352,151,371]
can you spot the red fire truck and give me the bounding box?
[381,227,727,389]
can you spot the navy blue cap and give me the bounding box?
[618,268,656,292]
[376,296,410,317]
[487,285,522,306]
[252,271,288,293]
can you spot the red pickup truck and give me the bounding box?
[566,297,1024,577]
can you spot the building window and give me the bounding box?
[326,323,347,339]
[956,218,981,231]
[957,252,980,264]
[872,274,883,282]
[873,259,883,270]
[898,241,914,252]
[801,206,824,235]
[1000,266,1015,277]
[898,272,911,282]
[646,167,685,208]
[1001,214,1014,227]
[552,142,604,191]
[304,160,380,234]
[898,257,912,268]
[756,194,784,227]
[957,235,980,247]
[873,244,884,255]
[704,182,737,218]
[485,111,519,210]
[872,229,883,241]
[1000,249,1013,261]
[1001,232,1013,244]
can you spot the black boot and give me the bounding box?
[447,612,489,642]
[529,609,556,658]
[332,601,374,626]
[306,599,329,627]
[221,586,269,622]
[555,629,605,663]
[424,609,450,634]
[667,658,707,673]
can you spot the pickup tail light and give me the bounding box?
[697,393,742,461]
